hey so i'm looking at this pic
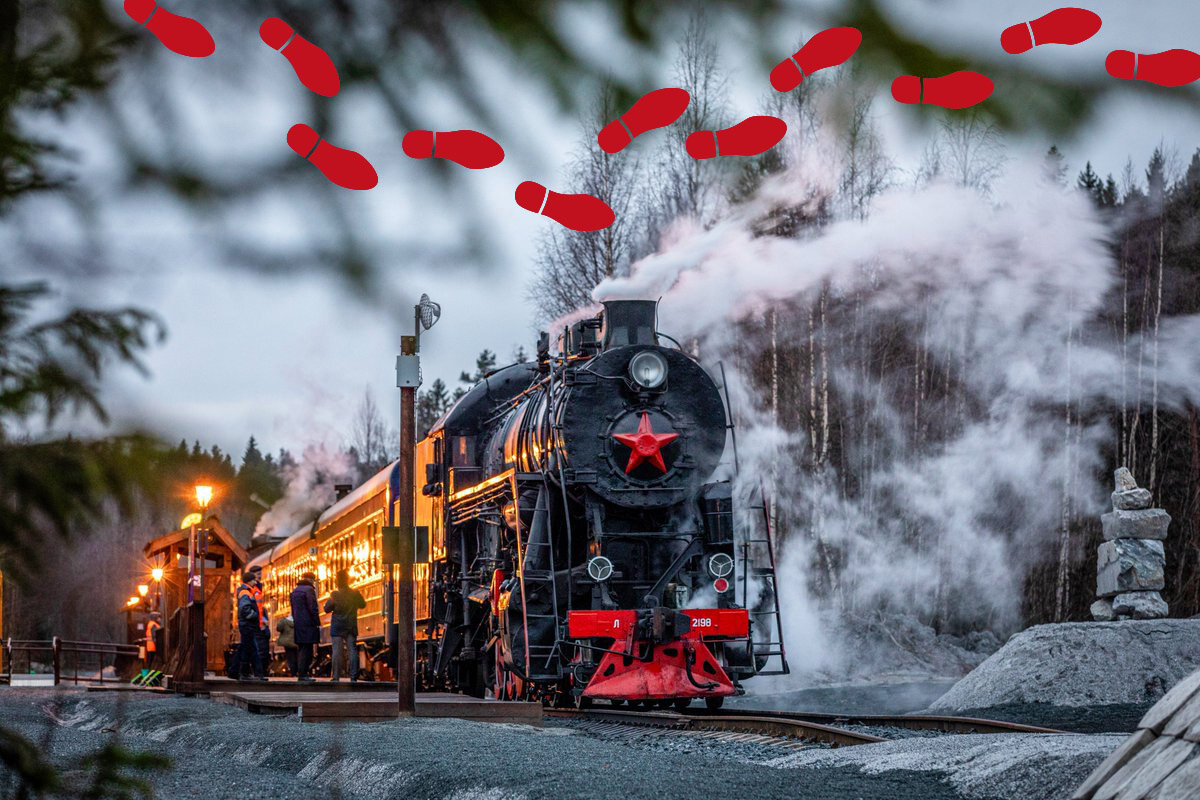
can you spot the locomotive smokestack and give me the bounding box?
[601,300,658,350]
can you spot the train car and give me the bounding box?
[239,299,787,703]
[241,466,414,675]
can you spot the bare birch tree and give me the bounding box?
[527,84,644,321]
[641,13,734,248]
[918,111,1005,194]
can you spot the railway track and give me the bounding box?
[545,705,1066,748]
[695,707,1068,736]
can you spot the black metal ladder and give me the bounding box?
[740,490,790,675]
[515,478,564,680]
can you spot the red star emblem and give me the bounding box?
[612,412,679,474]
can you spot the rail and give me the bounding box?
[693,708,1068,735]
[544,706,885,747]
[2,637,141,686]
[545,705,1068,747]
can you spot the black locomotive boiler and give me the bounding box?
[413,299,787,707]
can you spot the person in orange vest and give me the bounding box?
[234,571,266,682]
[145,613,162,669]
[251,567,271,678]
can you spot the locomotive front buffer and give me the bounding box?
[567,607,750,701]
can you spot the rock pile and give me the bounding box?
[1090,467,1170,622]
[1072,668,1200,799]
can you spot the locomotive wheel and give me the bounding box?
[673,698,692,711]
[704,697,724,711]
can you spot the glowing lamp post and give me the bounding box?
[393,293,439,714]
[194,484,213,509]
[186,483,215,681]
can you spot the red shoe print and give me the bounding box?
[770,27,863,92]
[891,71,993,109]
[597,88,691,153]
[515,181,614,231]
[1106,49,1200,87]
[685,116,787,159]
[260,18,340,97]
[402,130,505,169]
[124,0,214,58]
[1001,8,1102,54]
[287,124,377,190]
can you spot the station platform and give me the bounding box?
[210,689,543,725]
[170,676,398,695]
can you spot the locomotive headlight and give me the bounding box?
[587,556,614,582]
[629,351,668,389]
[708,552,734,578]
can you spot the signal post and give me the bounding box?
[390,294,439,715]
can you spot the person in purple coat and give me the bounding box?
[289,572,320,681]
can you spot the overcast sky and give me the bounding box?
[15,0,1200,462]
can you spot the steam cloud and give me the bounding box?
[253,443,356,542]
[594,143,1200,681]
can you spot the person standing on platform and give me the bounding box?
[235,572,266,682]
[145,613,162,669]
[251,570,271,678]
[276,613,298,676]
[290,571,320,682]
[324,569,366,682]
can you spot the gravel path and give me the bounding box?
[0,688,1117,800]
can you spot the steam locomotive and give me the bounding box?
[249,299,786,707]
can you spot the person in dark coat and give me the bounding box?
[324,569,366,682]
[235,572,266,681]
[290,571,320,681]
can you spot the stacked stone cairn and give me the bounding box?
[1090,467,1170,621]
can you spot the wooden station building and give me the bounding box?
[144,516,249,674]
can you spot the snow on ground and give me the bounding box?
[0,688,1118,800]
[766,732,1124,800]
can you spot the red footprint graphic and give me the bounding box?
[685,116,787,159]
[1001,8,1102,54]
[891,71,994,110]
[1106,49,1200,87]
[515,181,614,231]
[597,88,691,154]
[124,0,214,58]
[260,18,340,97]
[770,27,863,92]
[287,124,377,190]
[402,130,505,169]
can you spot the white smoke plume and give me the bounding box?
[252,443,356,542]
[595,144,1200,682]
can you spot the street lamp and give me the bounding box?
[393,293,440,715]
[151,564,166,653]
[194,485,213,509]
[137,584,149,598]
[187,482,215,682]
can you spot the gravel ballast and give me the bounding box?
[928,620,1200,717]
[0,689,1116,800]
